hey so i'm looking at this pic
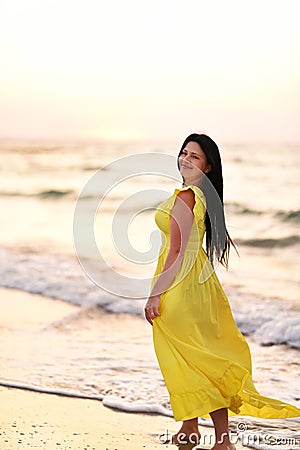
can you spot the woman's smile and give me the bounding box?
[180,161,193,169]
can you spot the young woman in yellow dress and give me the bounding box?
[144,133,300,449]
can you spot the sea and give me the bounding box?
[1,139,299,447]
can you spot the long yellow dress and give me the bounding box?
[152,185,300,421]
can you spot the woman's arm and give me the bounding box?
[144,188,195,324]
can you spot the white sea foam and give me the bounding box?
[0,246,299,349]
[1,302,299,450]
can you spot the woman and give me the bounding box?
[144,133,300,449]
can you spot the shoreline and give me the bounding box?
[1,386,299,450]
[0,287,299,449]
[1,244,300,350]
[0,385,178,450]
[0,287,219,449]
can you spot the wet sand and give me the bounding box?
[0,385,181,450]
[0,288,299,450]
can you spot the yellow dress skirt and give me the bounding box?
[151,185,300,421]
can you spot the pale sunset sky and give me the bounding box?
[1,0,299,143]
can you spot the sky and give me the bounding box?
[1,0,300,143]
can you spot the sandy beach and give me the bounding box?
[0,386,180,449]
[0,288,214,449]
[1,288,299,450]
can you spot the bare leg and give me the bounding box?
[209,408,236,449]
[172,417,201,445]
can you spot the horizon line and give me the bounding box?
[0,135,300,147]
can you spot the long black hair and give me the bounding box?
[178,133,238,269]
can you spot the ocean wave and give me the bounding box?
[82,165,108,171]
[37,189,74,198]
[226,202,264,216]
[0,189,74,198]
[227,202,300,223]
[237,235,300,248]
[276,209,300,223]
[0,246,299,350]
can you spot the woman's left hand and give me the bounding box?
[144,295,161,325]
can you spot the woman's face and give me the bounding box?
[178,141,211,183]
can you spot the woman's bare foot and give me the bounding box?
[172,432,201,446]
[209,408,236,450]
[211,440,236,450]
[172,420,201,445]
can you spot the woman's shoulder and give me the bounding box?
[173,184,206,203]
[173,186,195,209]
[172,185,206,222]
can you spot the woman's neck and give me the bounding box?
[182,179,203,188]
